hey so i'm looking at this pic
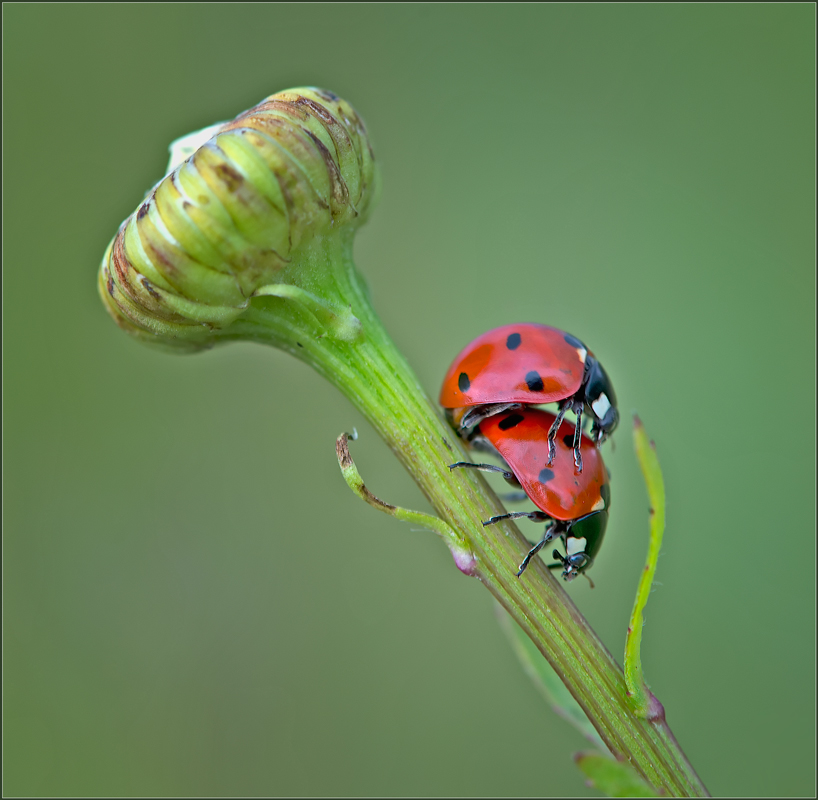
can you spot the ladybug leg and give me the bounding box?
[468,435,503,456]
[572,404,584,473]
[448,461,516,484]
[547,550,568,573]
[483,510,549,527]
[516,523,558,576]
[546,403,569,466]
[459,402,522,431]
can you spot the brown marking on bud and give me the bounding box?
[255,99,317,126]
[140,232,178,275]
[219,90,377,231]
[137,204,149,220]
[140,277,161,301]
[294,96,336,124]
[214,162,245,193]
[231,114,332,211]
[314,88,340,102]
[109,229,186,324]
[110,233,132,292]
[105,269,114,297]
[303,129,349,211]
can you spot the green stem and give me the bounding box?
[220,234,708,797]
[625,415,668,718]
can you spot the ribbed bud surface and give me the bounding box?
[99,88,377,351]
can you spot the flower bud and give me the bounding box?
[99,88,378,352]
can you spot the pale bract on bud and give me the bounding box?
[99,88,378,352]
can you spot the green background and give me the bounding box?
[4,5,814,797]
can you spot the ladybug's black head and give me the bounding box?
[553,510,608,581]
[551,549,592,581]
[583,357,618,443]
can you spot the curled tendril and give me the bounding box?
[98,88,378,352]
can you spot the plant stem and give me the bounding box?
[221,233,708,797]
[625,415,669,719]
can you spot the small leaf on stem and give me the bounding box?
[574,752,660,797]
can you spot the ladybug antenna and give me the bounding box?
[583,573,595,589]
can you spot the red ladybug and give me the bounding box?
[439,323,618,471]
[449,408,610,580]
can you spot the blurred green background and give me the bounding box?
[4,5,814,797]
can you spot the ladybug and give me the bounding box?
[439,323,618,471]
[449,407,610,580]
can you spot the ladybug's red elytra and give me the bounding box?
[449,408,610,580]
[439,323,618,471]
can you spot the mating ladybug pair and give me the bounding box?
[439,323,618,581]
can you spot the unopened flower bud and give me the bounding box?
[99,88,378,352]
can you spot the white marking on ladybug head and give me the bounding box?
[592,393,611,420]
[592,496,606,512]
[575,346,588,362]
[566,536,587,557]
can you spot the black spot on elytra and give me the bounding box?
[538,468,555,484]
[498,413,524,431]
[458,372,471,392]
[601,483,611,508]
[506,332,521,350]
[563,332,585,350]
[525,371,544,392]
[563,435,574,448]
